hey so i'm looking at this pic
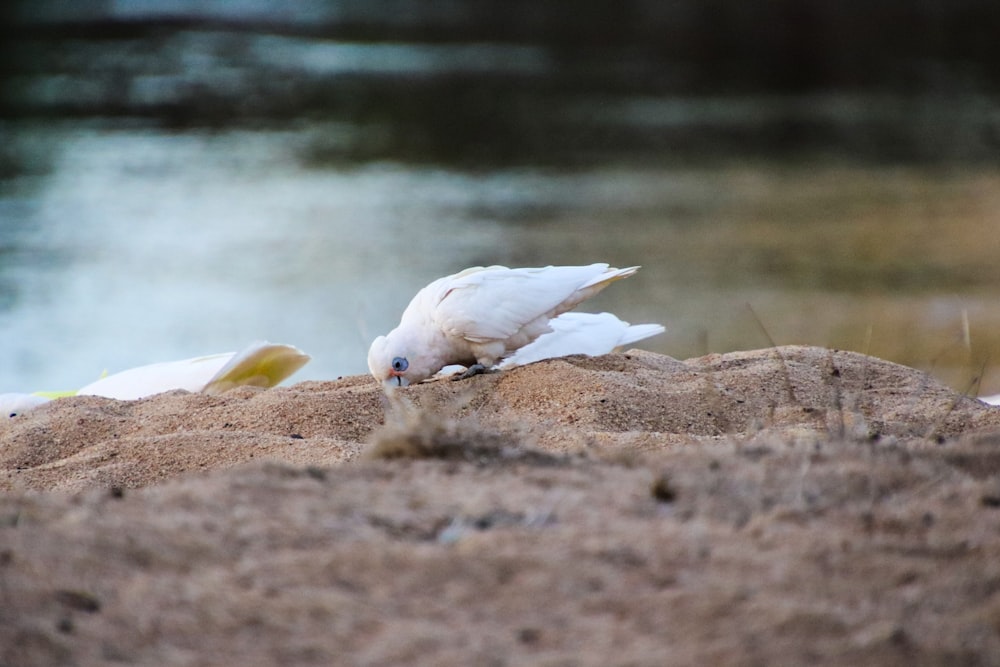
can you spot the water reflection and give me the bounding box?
[2,4,1000,395]
[2,124,999,394]
[1,127,510,389]
[254,37,551,77]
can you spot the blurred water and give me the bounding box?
[3,123,999,394]
[2,6,1000,395]
[1,126,508,389]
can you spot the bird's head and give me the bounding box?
[367,334,429,390]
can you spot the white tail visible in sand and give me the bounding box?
[2,341,310,417]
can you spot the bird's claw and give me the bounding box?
[451,363,495,381]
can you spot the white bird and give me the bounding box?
[0,393,51,418]
[499,311,665,368]
[433,311,665,378]
[77,341,310,400]
[981,394,1000,407]
[368,264,642,389]
[2,341,310,417]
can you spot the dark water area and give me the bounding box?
[3,1,1000,166]
[1,1,999,395]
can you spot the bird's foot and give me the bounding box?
[451,363,496,381]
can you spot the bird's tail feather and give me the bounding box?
[560,265,641,314]
[617,323,666,347]
[581,265,640,290]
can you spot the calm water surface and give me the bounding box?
[2,124,999,395]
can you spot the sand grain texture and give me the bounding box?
[3,346,1000,666]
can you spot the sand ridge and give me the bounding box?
[3,346,1000,665]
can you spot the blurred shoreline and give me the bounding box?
[1,2,999,395]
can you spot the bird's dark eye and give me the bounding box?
[391,357,409,372]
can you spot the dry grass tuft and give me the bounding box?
[364,391,568,466]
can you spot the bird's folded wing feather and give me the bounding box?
[433,265,613,343]
[78,352,238,399]
[202,341,311,395]
[78,342,310,400]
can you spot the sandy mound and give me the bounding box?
[3,346,1000,665]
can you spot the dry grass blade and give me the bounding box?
[746,303,796,404]
[364,390,567,466]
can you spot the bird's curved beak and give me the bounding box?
[384,375,409,390]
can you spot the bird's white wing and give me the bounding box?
[433,264,630,343]
[78,352,238,399]
[202,341,311,395]
[500,312,664,368]
[78,342,310,400]
[981,394,1000,406]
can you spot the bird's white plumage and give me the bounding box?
[2,342,311,416]
[981,394,1000,406]
[1,393,51,418]
[426,265,636,343]
[499,312,665,368]
[77,352,240,399]
[78,341,310,400]
[368,264,644,389]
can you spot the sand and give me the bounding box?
[3,346,1000,665]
